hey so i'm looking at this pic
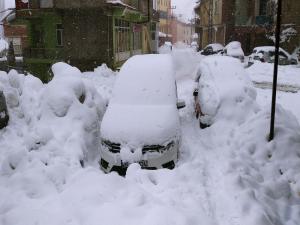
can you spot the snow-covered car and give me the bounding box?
[222,41,245,63]
[193,56,257,128]
[200,43,224,55]
[0,91,9,129]
[248,46,298,66]
[99,54,185,175]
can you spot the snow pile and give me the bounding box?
[0,63,107,224]
[247,61,300,86]
[82,63,117,102]
[177,65,300,225]
[0,38,8,53]
[223,106,300,225]
[224,41,244,57]
[196,56,258,125]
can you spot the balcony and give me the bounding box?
[255,15,273,26]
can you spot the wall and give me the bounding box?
[62,8,113,70]
[54,0,105,8]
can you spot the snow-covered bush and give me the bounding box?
[0,62,110,224]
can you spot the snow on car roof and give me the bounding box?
[111,54,177,105]
[206,43,224,51]
[225,41,244,57]
[253,46,291,56]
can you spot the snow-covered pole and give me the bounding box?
[269,0,281,141]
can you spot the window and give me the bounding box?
[259,0,267,15]
[214,0,219,15]
[6,37,22,56]
[56,24,63,46]
[115,19,130,53]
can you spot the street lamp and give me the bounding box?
[269,0,282,141]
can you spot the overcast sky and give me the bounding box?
[172,0,197,22]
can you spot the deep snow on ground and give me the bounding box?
[0,51,300,225]
[247,62,300,87]
[256,88,300,122]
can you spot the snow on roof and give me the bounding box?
[0,9,13,23]
[106,0,136,10]
[159,32,167,37]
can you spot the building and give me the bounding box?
[195,0,300,54]
[3,0,155,82]
[170,18,194,45]
[194,0,235,50]
[157,0,172,45]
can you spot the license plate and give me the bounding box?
[121,160,148,168]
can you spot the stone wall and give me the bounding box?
[61,8,113,71]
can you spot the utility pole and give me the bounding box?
[269,0,282,141]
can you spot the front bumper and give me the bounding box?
[99,142,179,174]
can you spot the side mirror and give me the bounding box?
[177,100,186,109]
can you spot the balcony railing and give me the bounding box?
[255,15,273,26]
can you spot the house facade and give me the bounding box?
[170,18,194,45]
[4,0,155,82]
[157,0,172,45]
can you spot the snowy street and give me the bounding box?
[0,49,300,225]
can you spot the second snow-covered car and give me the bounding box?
[200,43,224,55]
[99,54,185,175]
[193,56,257,128]
[248,46,298,66]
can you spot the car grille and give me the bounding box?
[102,140,175,154]
[142,145,165,154]
[142,141,174,154]
[101,140,121,153]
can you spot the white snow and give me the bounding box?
[224,41,245,57]
[0,38,8,52]
[0,48,300,225]
[101,54,180,146]
[196,56,258,125]
[205,43,224,52]
[247,61,300,87]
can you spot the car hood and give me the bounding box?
[100,104,180,146]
